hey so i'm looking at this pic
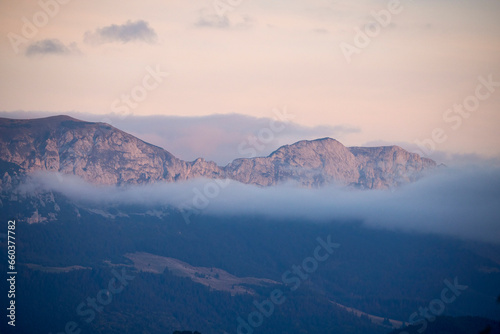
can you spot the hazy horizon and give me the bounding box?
[13,164,499,244]
[1,0,500,161]
[2,110,499,167]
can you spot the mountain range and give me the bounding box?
[0,115,437,189]
[0,115,499,334]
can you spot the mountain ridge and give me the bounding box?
[0,115,437,189]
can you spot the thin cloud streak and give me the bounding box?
[17,165,500,244]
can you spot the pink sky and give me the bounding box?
[1,0,499,159]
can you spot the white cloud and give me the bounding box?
[17,164,500,244]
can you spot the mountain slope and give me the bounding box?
[226,138,436,188]
[226,138,359,187]
[0,116,436,189]
[349,145,436,189]
[0,116,223,185]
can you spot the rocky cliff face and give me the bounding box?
[226,138,436,188]
[0,116,224,186]
[349,146,436,189]
[226,138,360,187]
[0,116,437,190]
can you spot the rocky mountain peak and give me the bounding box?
[227,137,360,187]
[270,137,347,158]
[0,116,222,186]
[0,116,437,189]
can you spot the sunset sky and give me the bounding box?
[1,0,499,162]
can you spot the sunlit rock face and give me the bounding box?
[0,116,436,189]
[226,138,436,189]
[0,115,224,186]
